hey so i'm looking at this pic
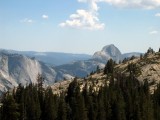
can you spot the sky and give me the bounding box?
[0,0,160,54]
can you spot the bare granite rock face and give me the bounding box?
[0,53,73,95]
[52,52,160,94]
[115,52,160,93]
[116,53,160,83]
[51,72,108,94]
[93,44,122,63]
[137,54,160,91]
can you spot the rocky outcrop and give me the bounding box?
[93,44,122,63]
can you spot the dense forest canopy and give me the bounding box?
[0,67,160,120]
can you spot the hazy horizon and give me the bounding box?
[0,43,148,55]
[0,0,160,54]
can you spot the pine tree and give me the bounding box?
[103,84,112,120]
[96,66,101,73]
[0,104,2,120]
[2,94,20,120]
[97,88,106,120]
[153,84,160,120]
[116,93,126,120]
[104,59,115,75]
[37,75,45,105]
[37,74,45,120]
[67,78,88,120]
[16,84,26,120]
[25,84,41,120]
[147,47,154,54]
[42,87,57,120]
[76,92,88,120]
[140,86,154,120]
[66,77,78,102]
[83,84,97,120]
[140,54,143,60]
[57,94,67,120]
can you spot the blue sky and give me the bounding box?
[0,0,160,54]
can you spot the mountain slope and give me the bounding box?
[0,53,73,94]
[116,52,160,84]
[56,59,105,78]
[52,51,160,94]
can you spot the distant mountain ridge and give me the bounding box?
[122,52,142,59]
[0,44,142,94]
[56,44,142,78]
[56,45,121,78]
[0,49,92,66]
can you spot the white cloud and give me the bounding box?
[78,0,99,12]
[60,0,104,30]
[100,0,160,9]
[20,18,34,23]
[79,0,160,9]
[42,15,49,19]
[150,30,158,34]
[60,0,160,30]
[59,9,104,30]
[155,13,160,17]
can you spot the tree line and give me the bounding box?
[0,60,160,120]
